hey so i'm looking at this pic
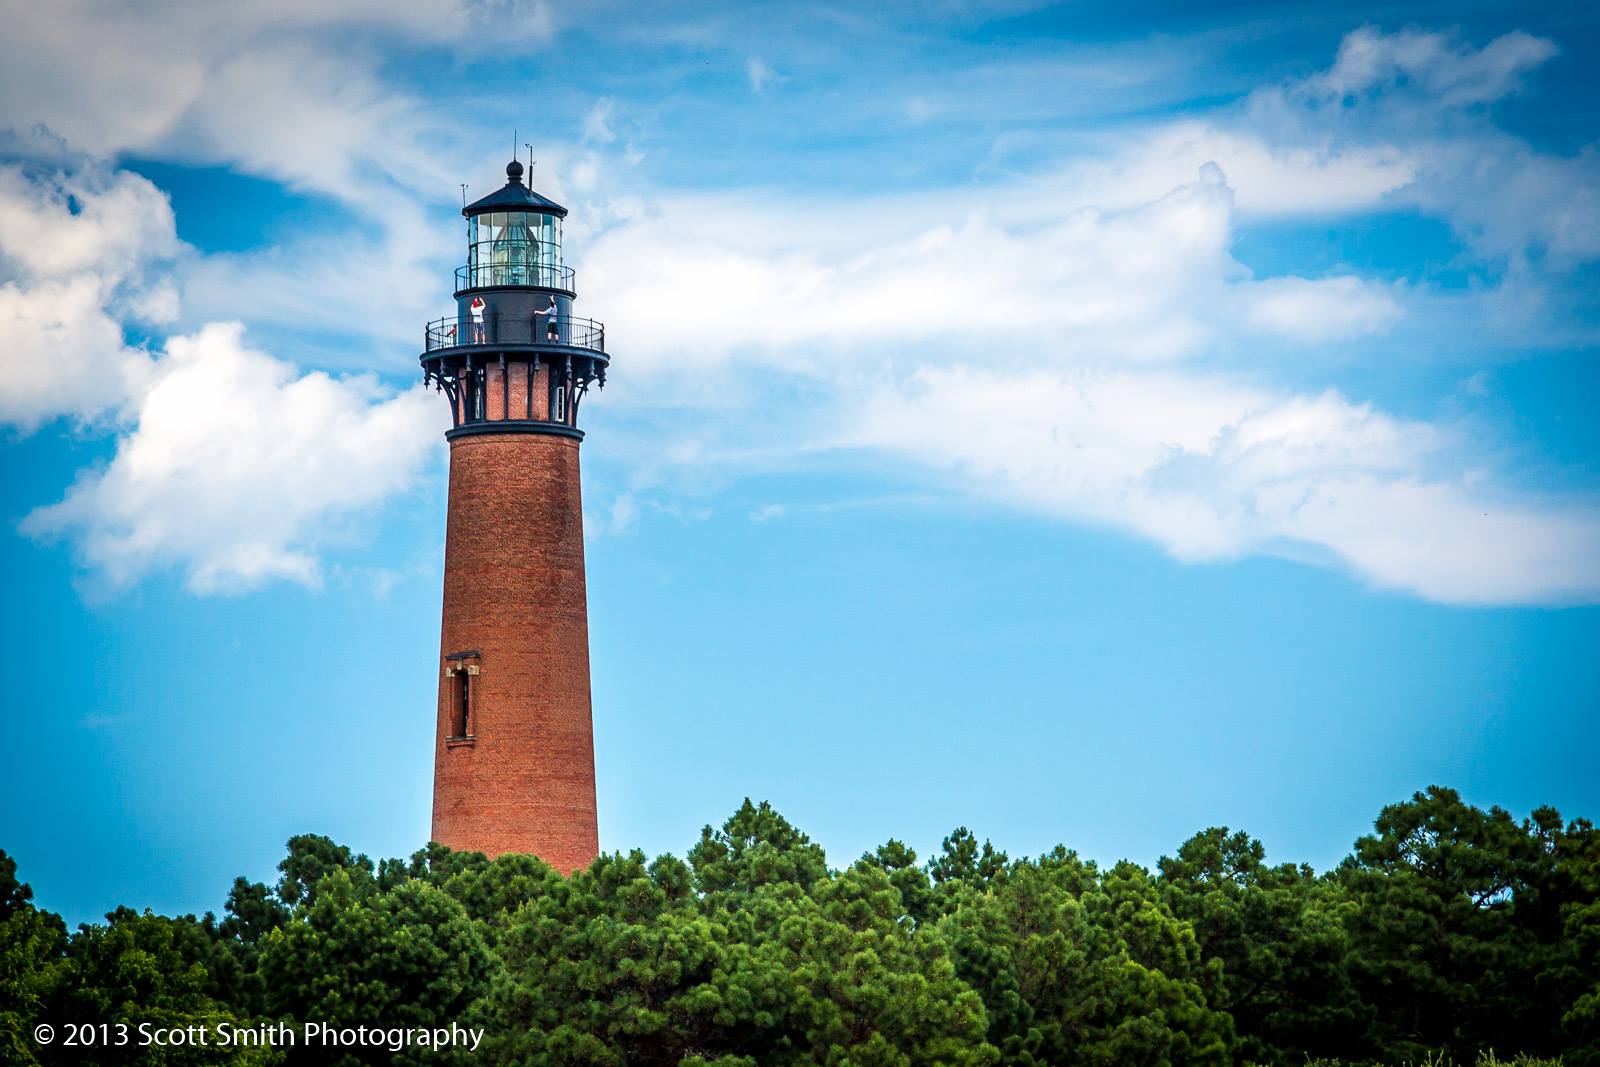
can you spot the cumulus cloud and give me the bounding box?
[0,163,178,429]
[0,159,444,593]
[580,152,1597,605]
[588,166,1242,376]
[23,323,443,593]
[0,1,553,193]
[0,277,152,429]
[846,368,1600,604]
[588,164,1409,382]
[1242,26,1597,270]
[993,25,1584,276]
[1410,141,1600,266]
[1238,276,1402,342]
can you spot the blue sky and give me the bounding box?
[1,1,1597,927]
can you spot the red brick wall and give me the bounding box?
[460,360,552,423]
[431,431,598,873]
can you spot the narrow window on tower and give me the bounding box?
[452,669,470,737]
[444,652,480,741]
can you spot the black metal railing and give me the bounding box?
[455,262,575,291]
[425,315,605,353]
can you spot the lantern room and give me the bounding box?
[459,160,570,292]
[420,159,607,438]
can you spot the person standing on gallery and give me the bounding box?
[541,295,560,342]
[470,295,487,343]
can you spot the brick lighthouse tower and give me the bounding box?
[420,160,608,873]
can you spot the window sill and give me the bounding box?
[445,735,477,746]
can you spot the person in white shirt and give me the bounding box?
[470,296,486,343]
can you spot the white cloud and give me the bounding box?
[1030,123,1419,219]
[0,163,178,429]
[583,98,618,145]
[847,368,1600,605]
[174,200,449,353]
[586,166,1242,377]
[1270,476,1600,606]
[0,164,178,282]
[1241,26,1595,270]
[1308,26,1557,109]
[1408,140,1600,265]
[23,323,443,593]
[995,26,1581,267]
[0,277,154,430]
[578,152,1597,605]
[0,1,553,196]
[1239,275,1401,342]
[0,159,447,593]
[747,56,776,93]
[586,162,1412,389]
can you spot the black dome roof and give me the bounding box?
[463,161,568,218]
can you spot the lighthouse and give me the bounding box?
[420,160,607,872]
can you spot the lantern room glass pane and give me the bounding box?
[537,215,560,272]
[465,210,565,286]
[507,212,536,246]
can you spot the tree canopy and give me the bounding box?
[2,785,1595,1065]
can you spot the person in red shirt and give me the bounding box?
[470,296,487,343]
